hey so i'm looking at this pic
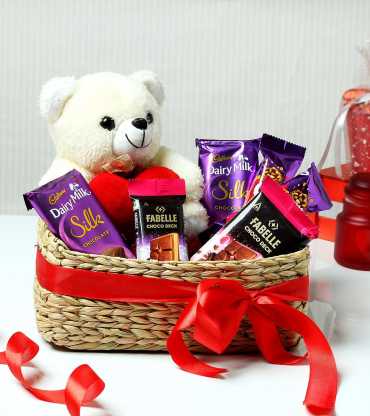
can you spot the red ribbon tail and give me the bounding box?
[0,332,105,416]
[65,365,105,416]
[249,306,305,365]
[300,317,338,415]
[167,329,226,378]
[4,331,39,365]
[167,303,226,378]
[258,304,338,415]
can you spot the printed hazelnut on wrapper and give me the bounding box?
[290,186,309,209]
[265,166,285,183]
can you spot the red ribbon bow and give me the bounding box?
[34,250,338,415]
[0,331,104,416]
[167,278,338,414]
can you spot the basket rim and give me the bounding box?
[56,246,309,266]
[37,219,310,267]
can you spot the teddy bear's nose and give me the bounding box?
[132,118,148,130]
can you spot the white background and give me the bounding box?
[1,0,370,213]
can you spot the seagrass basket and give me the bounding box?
[34,221,309,352]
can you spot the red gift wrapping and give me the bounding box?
[33,250,338,415]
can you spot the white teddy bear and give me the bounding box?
[39,71,208,236]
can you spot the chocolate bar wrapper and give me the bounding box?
[191,176,318,261]
[129,179,188,261]
[24,170,134,258]
[243,158,269,203]
[196,138,260,224]
[285,162,332,212]
[260,134,306,183]
[197,221,224,245]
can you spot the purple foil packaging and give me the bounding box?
[196,138,260,224]
[285,162,333,212]
[245,134,307,203]
[260,134,306,183]
[24,169,134,258]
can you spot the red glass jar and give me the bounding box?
[335,173,370,270]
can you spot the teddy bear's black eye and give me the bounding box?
[100,116,115,131]
[146,112,153,124]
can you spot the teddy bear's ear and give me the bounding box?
[39,76,76,122]
[130,70,164,105]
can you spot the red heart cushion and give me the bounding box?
[89,167,180,242]
[90,172,133,231]
[136,166,179,180]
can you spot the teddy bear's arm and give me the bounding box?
[39,158,93,185]
[150,146,203,201]
[183,200,208,237]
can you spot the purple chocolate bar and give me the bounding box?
[24,170,134,257]
[196,138,260,224]
[260,134,306,183]
[285,162,332,212]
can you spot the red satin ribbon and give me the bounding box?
[36,250,337,415]
[0,331,105,416]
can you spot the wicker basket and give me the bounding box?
[34,221,309,352]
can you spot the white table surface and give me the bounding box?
[0,215,369,416]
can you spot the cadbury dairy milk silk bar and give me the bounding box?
[24,170,134,257]
[196,138,260,224]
